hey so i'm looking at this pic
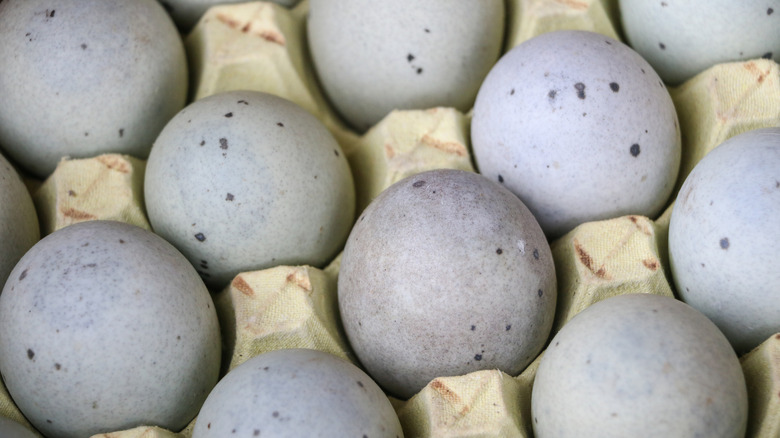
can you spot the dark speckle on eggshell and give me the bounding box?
[720,238,730,249]
[413,180,426,188]
[574,83,586,99]
[762,52,773,60]
[630,143,641,157]
[609,82,619,92]
[27,348,35,360]
[194,233,206,242]
[498,174,504,183]
[224,112,233,118]
[659,42,666,50]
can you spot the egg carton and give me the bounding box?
[2,0,779,437]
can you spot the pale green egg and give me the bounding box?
[669,127,780,354]
[307,0,505,132]
[0,0,187,177]
[532,294,748,438]
[620,0,780,84]
[145,91,355,288]
[193,349,403,438]
[0,221,221,438]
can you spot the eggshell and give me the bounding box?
[0,221,222,438]
[619,0,780,85]
[471,30,681,238]
[532,294,748,438]
[0,417,38,438]
[0,153,39,287]
[338,169,556,399]
[192,348,403,438]
[307,0,505,132]
[669,127,780,354]
[0,0,187,177]
[144,90,355,288]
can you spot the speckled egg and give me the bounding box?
[532,294,748,438]
[669,127,780,354]
[0,153,39,287]
[0,0,187,177]
[307,0,505,132]
[192,348,404,438]
[144,90,355,288]
[471,30,681,239]
[620,0,780,85]
[0,220,221,438]
[159,0,302,31]
[0,417,38,438]
[338,169,556,399]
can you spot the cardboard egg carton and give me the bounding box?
[3,0,779,436]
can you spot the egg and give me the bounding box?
[619,0,780,85]
[532,294,748,438]
[0,153,39,287]
[192,348,404,438]
[669,127,780,354]
[471,30,681,238]
[0,417,38,438]
[0,221,222,438]
[0,0,187,177]
[338,169,556,399]
[144,90,355,288]
[307,0,505,132]
[159,0,302,31]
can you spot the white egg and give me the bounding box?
[338,169,556,399]
[619,0,780,84]
[307,0,505,132]
[0,153,39,287]
[192,348,403,438]
[471,30,681,238]
[0,221,222,438]
[145,91,355,288]
[159,0,302,31]
[0,0,187,177]
[669,127,780,354]
[532,294,748,438]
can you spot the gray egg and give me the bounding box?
[669,127,780,354]
[0,0,187,177]
[338,169,557,399]
[159,0,302,31]
[532,294,748,438]
[0,417,38,438]
[471,30,681,238]
[307,0,505,132]
[0,153,39,288]
[0,221,222,438]
[192,348,404,438]
[620,0,780,85]
[144,90,355,288]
